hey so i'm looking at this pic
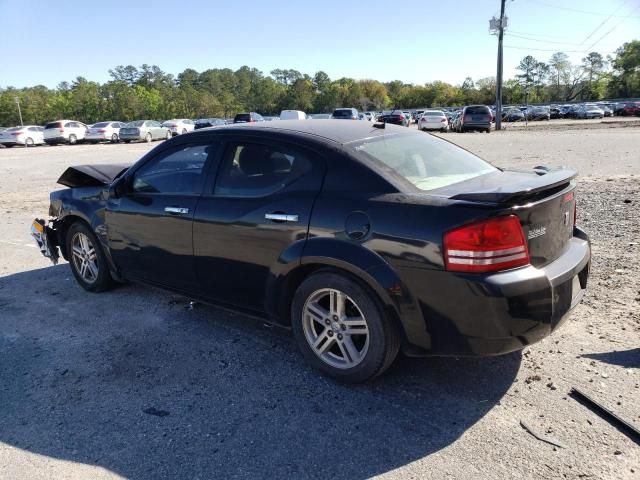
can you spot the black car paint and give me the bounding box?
[45,121,590,357]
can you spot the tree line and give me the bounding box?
[0,40,638,126]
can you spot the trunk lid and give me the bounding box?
[444,168,577,267]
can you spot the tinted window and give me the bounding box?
[332,109,356,118]
[349,133,496,192]
[214,143,312,197]
[45,122,61,129]
[132,144,214,195]
[465,106,490,115]
[234,113,251,123]
[64,122,74,128]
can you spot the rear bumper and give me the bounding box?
[44,136,67,144]
[119,133,144,141]
[462,123,490,130]
[420,122,448,130]
[401,227,591,356]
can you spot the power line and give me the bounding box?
[507,29,578,39]
[579,0,630,46]
[584,4,640,52]
[504,45,616,54]
[527,0,640,18]
[506,32,584,46]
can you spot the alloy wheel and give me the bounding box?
[302,288,370,369]
[71,232,98,284]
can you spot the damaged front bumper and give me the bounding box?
[31,218,60,264]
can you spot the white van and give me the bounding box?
[279,110,306,120]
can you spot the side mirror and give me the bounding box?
[108,176,128,199]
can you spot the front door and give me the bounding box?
[193,139,325,311]
[106,141,218,291]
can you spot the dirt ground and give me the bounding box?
[0,123,638,480]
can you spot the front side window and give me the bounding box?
[349,133,496,192]
[214,142,312,197]
[132,143,215,195]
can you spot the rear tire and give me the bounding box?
[181,128,187,135]
[65,222,115,293]
[68,134,77,145]
[165,130,171,140]
[145,133,152,143]
[111,133,118,143]
[291,271,400,383]
[25,137,34,146]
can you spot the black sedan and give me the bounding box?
[31,121,591,383]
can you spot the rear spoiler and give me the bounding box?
[450,167,577,204]
[57,164,131,188]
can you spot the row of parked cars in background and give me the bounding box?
[1,100,638,147]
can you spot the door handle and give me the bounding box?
[164,206,190,214]
[265,213,298,222]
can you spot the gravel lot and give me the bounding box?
[0,124,638,479]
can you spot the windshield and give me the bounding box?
[125,120,145,127]
[349,133,496,192]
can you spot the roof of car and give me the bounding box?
[194,119,412,145]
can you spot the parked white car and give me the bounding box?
[85,121,125,143]
[43,120,88,145]
[162,119,195,136]
[0,125,45,147]
[418,110,449,132]
[280,110,307,120]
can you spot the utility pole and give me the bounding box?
[491,0,507,130]
[14,97,23,126]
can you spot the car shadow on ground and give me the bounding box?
[0,265,521,479]
[582,348,640,368]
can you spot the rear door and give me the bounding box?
[106,140,219,291]
[193,137,325,310]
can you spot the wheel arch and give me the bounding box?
[266,237,431,354]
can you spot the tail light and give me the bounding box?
[440,118,447,122]
[443,215,530,273]
[11,131,23,136]
[97,129,106,133]
[59,128,64,133]
[247,118,254,123]
[464,115,471,123]
[398,115,405,120]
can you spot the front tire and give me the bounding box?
[291,271,399,383]
[66,222,114,293]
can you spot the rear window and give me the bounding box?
[424,111,444,116]
[234,113,251,122]
[465,106,490,115]
[349,133,496,192]
[6,126,23,132]
[125,121,145,127]
[332,109,354,118]
[45,122,61,129]
[92,122,110,128]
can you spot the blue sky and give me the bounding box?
[2,0,638,88]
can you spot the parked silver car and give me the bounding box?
[119,120,171,143]
[85,121,125,143]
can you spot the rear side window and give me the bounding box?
[214,143,312,197]
[349,133,496,192]
[132,143,215,195]
[92,122,109,128]
[45,122,61,129]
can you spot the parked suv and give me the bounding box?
[44,120,88,145]
[233,112,264,123]
[331,108,359,120]
[454,105,492,133]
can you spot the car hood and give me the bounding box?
[57,164,131,188]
